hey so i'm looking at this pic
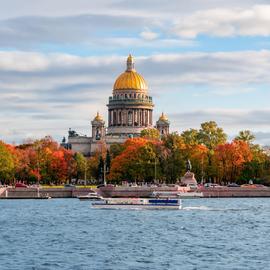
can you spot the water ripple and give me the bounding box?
[0,198,270,269]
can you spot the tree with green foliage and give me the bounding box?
[87,153,100,183]
[109,143,125,158]
[239,144,267,182]
[105,150,111,174]
[161,133,186,183]
[74,152,87,183]
[0,142,15,184]
[140,128,160,140]
[198,121,227,150]
[197,121,227,182]
[97,155,104,184]
[181,128,199,146]
[235,130,255,145]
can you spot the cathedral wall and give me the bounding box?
[105,136,127,144]
[68,136,92,156]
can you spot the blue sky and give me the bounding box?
[1,0,270,144]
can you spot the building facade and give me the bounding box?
[63,55,170,156]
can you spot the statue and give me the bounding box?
[68,128,78,137]
[181,159,197,187]
[186,159,192,172]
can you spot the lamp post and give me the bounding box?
[36,144,41,185]
[154,157,157,183]
[98,150,111,186]
[149,157,158,184]
[84,161,87,186]
[201,156,204,184]
[100,160,110,186]
[103,163,107,186]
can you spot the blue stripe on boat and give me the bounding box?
[148,199,178,204]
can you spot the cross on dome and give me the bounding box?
[126,54,135,71]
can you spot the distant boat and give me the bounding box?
[36,195,51,200]
[77,192,103,201]
[92,198,182,210]
[151,191,203,199]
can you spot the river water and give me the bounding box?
[0,198,270,270]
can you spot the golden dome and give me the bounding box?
[113,55,148,91]
[93,112,103,122]
[159,112,168,122]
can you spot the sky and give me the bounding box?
[1,0,270,145]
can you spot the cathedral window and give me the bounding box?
[113,111,117,125]
[119,111,122,125]
[128,111,133,126]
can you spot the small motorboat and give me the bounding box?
[92,198,182,210]
[152,191,203,199]
[77,191,103,201]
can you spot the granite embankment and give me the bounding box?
[201,186,270,197]
[0,187,94,199]
[98,185,270,198]
[2,185,270,199]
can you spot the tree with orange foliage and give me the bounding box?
[108,138,157,183]
[214,140,253,183]
[13,137,77,185]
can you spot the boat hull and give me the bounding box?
[78,197,102,201]
[92,204,181,210]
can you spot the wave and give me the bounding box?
[182,206,250,211]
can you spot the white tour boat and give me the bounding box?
[92,198,182,210]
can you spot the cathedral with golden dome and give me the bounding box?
[63,55,170,156]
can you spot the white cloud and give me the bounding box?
[210,88,255,96]
[140,29,159,40]
[1,0,268,20]
[173,5,270,38]
[1,3,270,52]
[0,50,270,144]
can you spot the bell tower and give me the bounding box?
[156,112,170,136]
[91,112,105,141]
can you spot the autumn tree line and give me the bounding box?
[0,121,270,186]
